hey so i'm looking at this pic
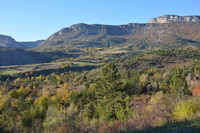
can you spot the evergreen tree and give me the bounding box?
[169,68,188,101]
[90,62,132,121]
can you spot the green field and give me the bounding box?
[0,59,101,75]
[0,69,23,75]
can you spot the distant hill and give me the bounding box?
[0,35,44,49]
[20,40,44,49]
[0,35,26,48]
[37,15,200,51]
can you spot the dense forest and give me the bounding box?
[0,49,200,133]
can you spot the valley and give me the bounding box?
[0,15,200,133]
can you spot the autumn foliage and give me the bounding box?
[192,85,200,96]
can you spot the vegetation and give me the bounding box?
[1,16,200,132]
[0,48,200,133]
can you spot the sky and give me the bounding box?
[0,0,200,41]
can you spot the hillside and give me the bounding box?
[0,48,200,132]
[0,49,49,66]
[37,15,200,51]
[0,48,78,66]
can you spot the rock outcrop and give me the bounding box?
[45,23,145,42]
[148,15,200,23]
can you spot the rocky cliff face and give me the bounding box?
[0,35,26,48]
[46,23,145,41]
[148,15,200,23]
[38,23,146,50]
[36,14,200,51]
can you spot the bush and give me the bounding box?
[43,106,66,132]
[173,97,200,121]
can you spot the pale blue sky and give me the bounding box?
[0,0,199,41]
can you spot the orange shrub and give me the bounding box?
[192,85,200,96]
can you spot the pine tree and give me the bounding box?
[91,62,132,121]
[169,68,188,101]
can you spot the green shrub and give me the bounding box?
[43,106,66,132]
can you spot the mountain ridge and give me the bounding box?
[0,15,200,66]
[1,15,200,51]
[37,15,200,51]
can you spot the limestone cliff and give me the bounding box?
[148,15,200,23]
[36,14,200,51]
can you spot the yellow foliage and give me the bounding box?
[25,97,32,102]
[16,86,25,93]
[140,74,148,83]
[34,96,48,107]
[55,88,72,102]
[147,69,155,73]
[160,84,168,90]
[154,73,162,80]
[57,126,65,132]
[36,75,44,80]
[33,85,37,89]
[0,87,6,95]
[11,99,19,108]
[8,90,19,98]
[44,87,50,90]
[14,78,21,83]
[62,83,68,89]
[0,97,7,110]
[173,97,200,121]
[44,79,50,83]
[17,86,31,94]
[51,96,57,101]
[88,84,96,92]
[56,76,61,80]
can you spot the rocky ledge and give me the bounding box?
[148,15,200,23]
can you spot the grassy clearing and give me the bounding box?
[70,61,100,66]
[97,47,127,55]
[0,69,23,75]
[50,58,101,66]
[0,59,101,75]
